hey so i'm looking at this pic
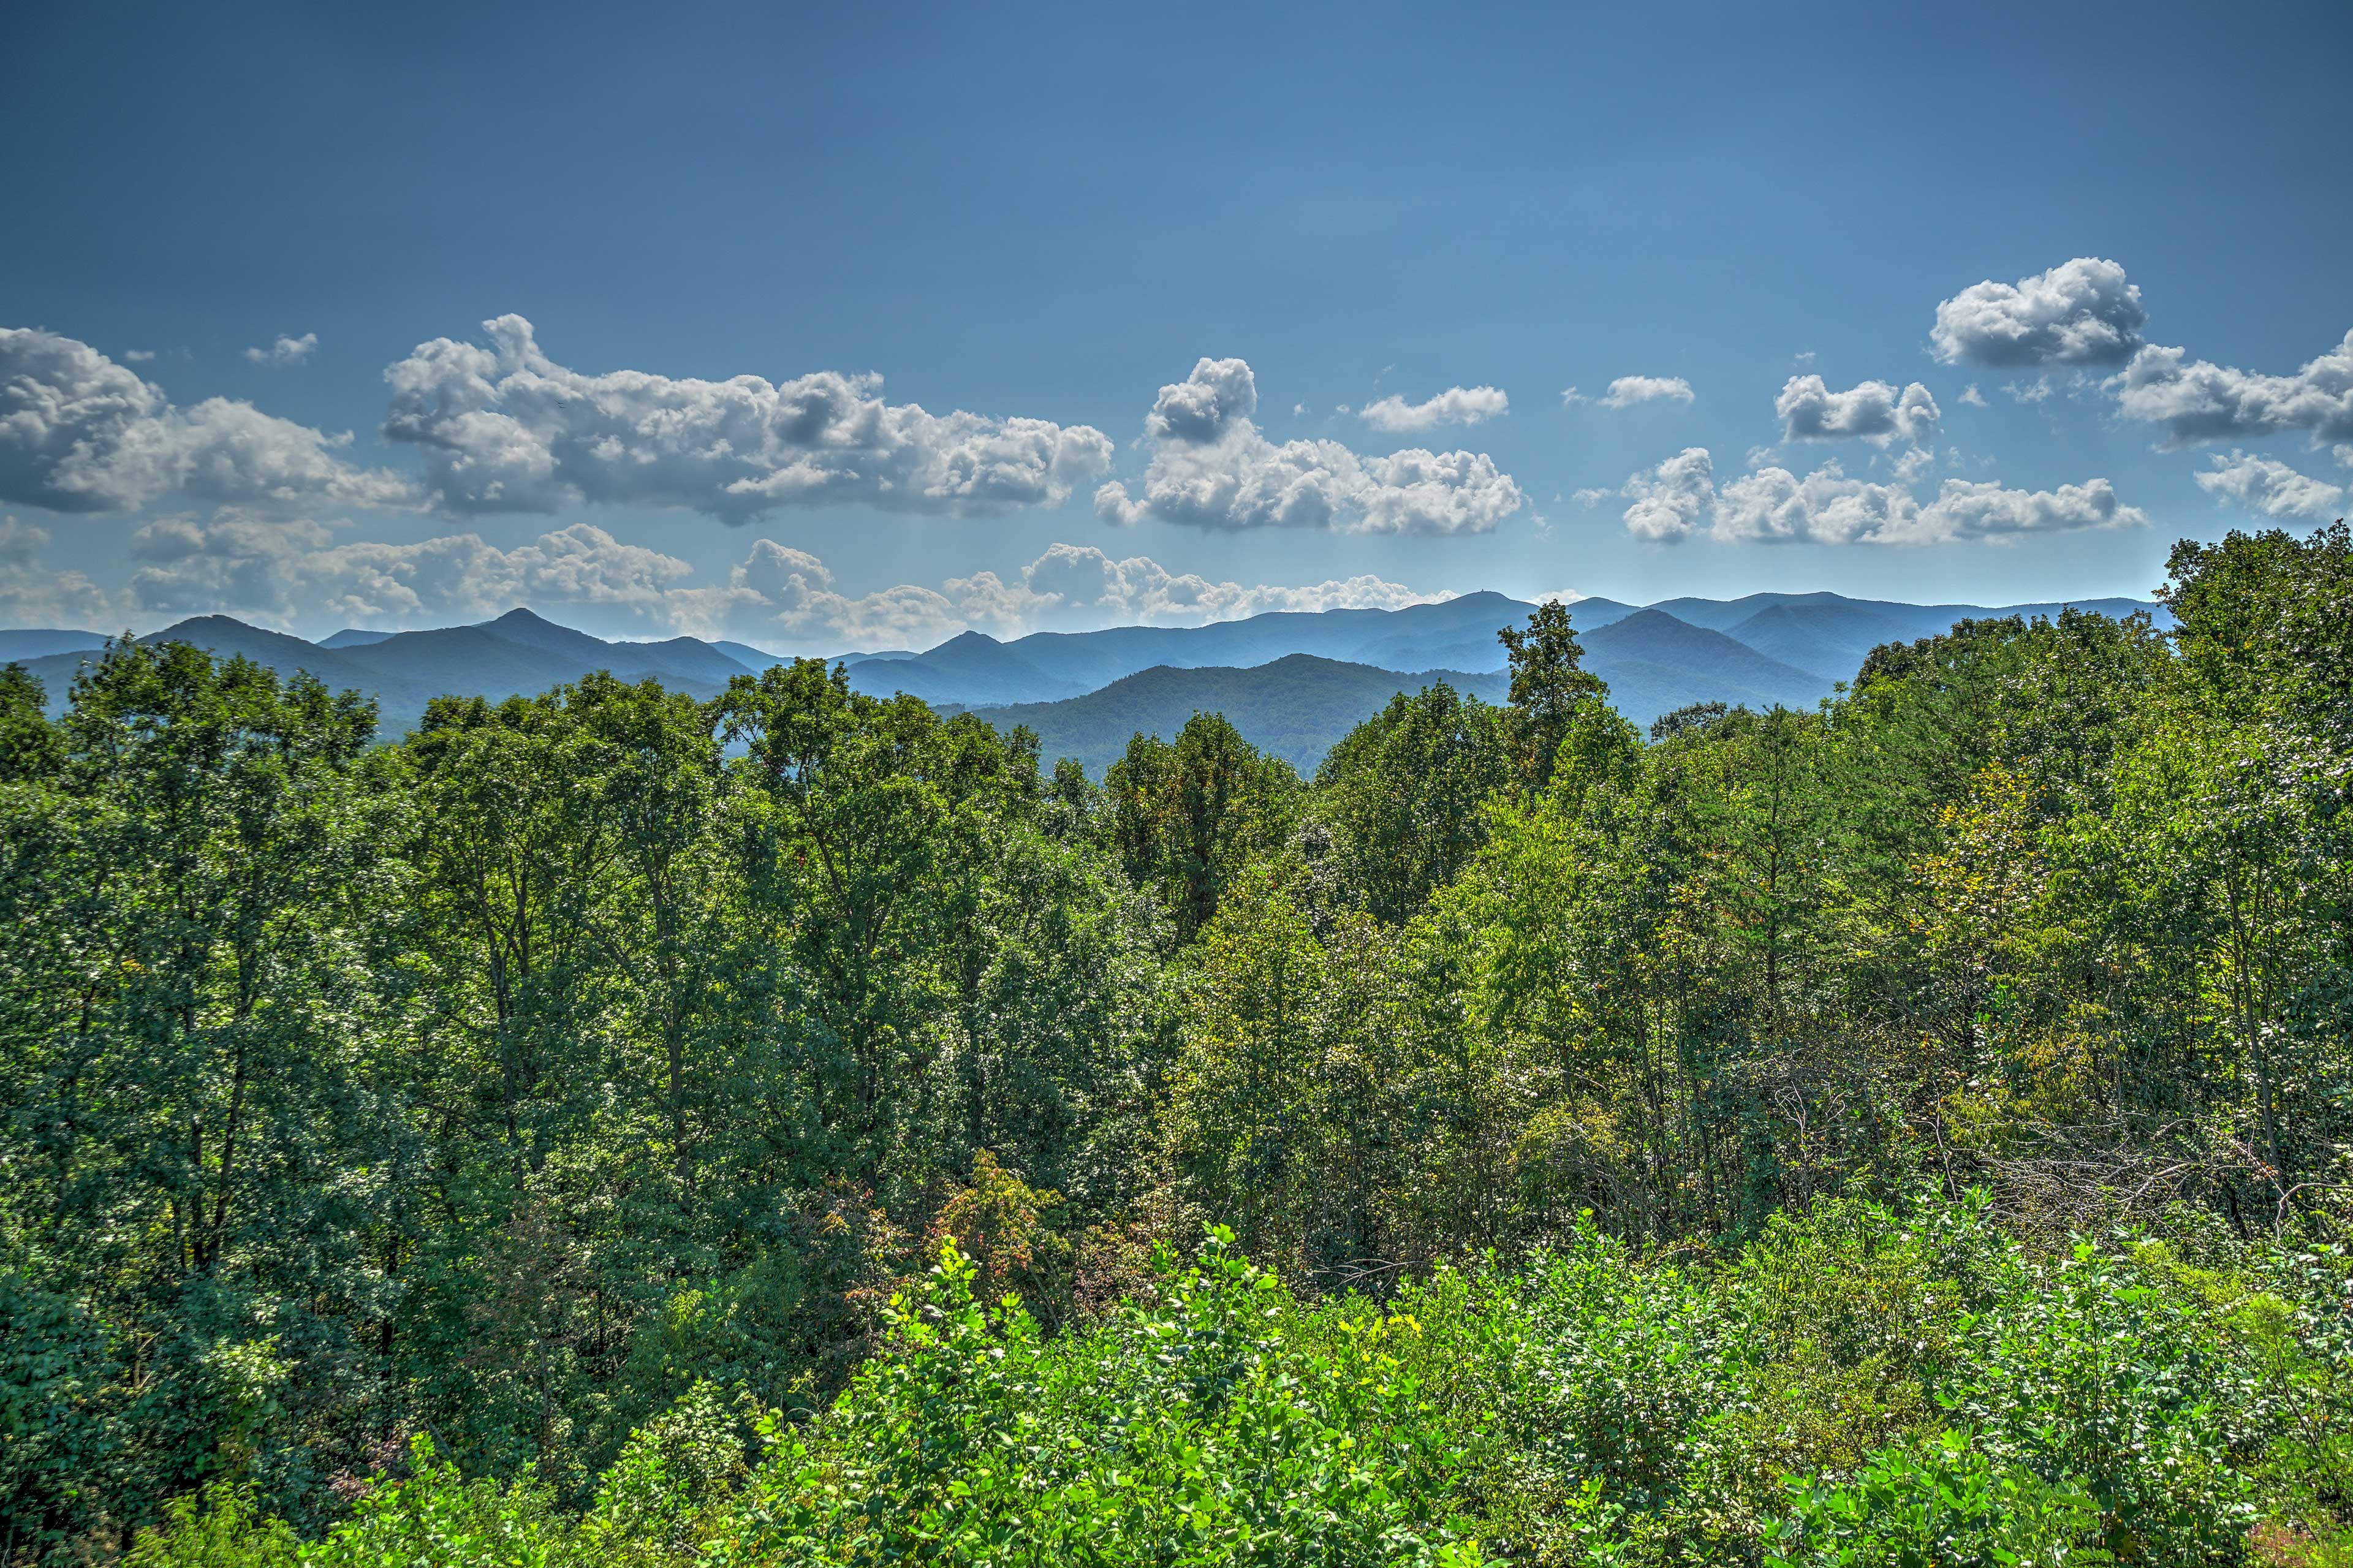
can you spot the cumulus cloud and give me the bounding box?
[1616,449,2145,547]
[1599,375,1695,409]
[1776,376,1940,446]
[2108,329,2353,448]
[381,314,1113,521]
[122,349,156,363]
[1959,384,1988,407]
[1357,385,1509,433]
[2194,450,2346,519]
[1094,357,1523,535]
[1620,447,1716,542]
[1930,257,2147,368]
[244,332,318,368]
[0,327,415,515]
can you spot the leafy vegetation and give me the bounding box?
[4,523,2349,1564]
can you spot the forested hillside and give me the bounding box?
[4,526,2349,1566]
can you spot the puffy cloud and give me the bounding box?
[2107,329,2353,448]
[2194,450,2346,519]
[1143,357,1258,444]
[1618,450,2145,547]
[1620,447,1715,542]
[122,349,156,363]
[2006,377,2053,404]
[1930,257,2146,367]
[244,332,317,368]
[1095,357,1523,535]
[1599,375,1694,409]
[1959,384,1988,407]
[382,314,1113,521]
[1357,385,1509,433]
[0,327,414,514]
[1776,375,1940,445]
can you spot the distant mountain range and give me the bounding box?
[7,589,2167,773]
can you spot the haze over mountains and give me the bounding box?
[9,589,2164,773]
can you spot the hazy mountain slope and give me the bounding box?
[1580,610,1836,722]
[1719,594,2173,683]
[841,593,1637,704]
[0,629,109,662]
[20,616,409,720]
[1717,600,1927,681]
[841,630,1089,706]
[964,656,1512,776]
[21,610,750,733]
[712,640,789,672]
[320,628,398,648]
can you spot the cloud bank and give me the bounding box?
[1617,448,2145,547]
[0,328,415,514]
[382,314,1115,521]
[2109,330,2353,448]
[2194,450,2346,518]
[1095,357,1523,534]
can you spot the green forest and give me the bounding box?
[4,524,2349,1567]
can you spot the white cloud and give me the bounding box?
[1559,387,1584,406]
[1094,357,1523,535]
[1959,384,1988,407]
[2336,444,2353,469]
[1930,257,2147,368]
[1357,385,1509,433]
[2194,450,2346,519]
[2005,376,2053,404]
[2107,329,2353,448]
[1775,375,1939,445]
[0,327,414,515]
[244,332,317,368]
[1620,447,1715,542]
[1599,375,1694,409]
[1616,449,2145,547]
[1570,487,1608,507]
[122,349,156,363]
[381,314,1114,520]
[1889,445,1936,485]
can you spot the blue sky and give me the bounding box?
[3,0,2349,650]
